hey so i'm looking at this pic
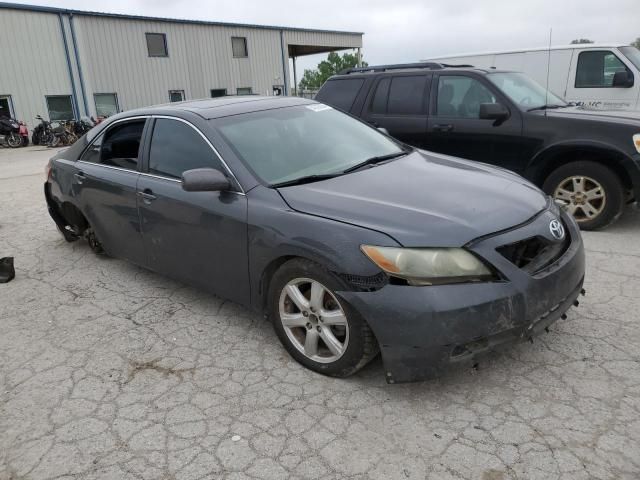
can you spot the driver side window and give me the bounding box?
[436,76,496,118]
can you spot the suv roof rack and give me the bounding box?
[339,62,475,75]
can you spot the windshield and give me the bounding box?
[487,72,567,110]
[620,46,640,71]
[213,104,404,185]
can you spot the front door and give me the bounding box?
[75,118,148,263]
[425,74,524,173]
[137,117,249,305]
[565,49,638,110]
[361,74,430,148]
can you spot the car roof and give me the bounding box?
[121,96,317,120]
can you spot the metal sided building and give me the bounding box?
[0,2,362,128]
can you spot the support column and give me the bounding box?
[292,56,298,96]
[357,47,362,67]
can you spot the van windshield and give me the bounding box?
[487,72,567,111]
[620,46,640,70]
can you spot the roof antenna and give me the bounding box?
[545,27,552,117]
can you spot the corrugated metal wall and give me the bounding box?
[0,5,362,128]
[0,9,73,128]
[73,15,288,112]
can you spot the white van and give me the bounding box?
[426,44,640,111]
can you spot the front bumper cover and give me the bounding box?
[337,208,586,383]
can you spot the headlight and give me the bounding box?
[634,134,640,154]
[361,245,495,286]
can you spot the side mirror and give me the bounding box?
[612,70,634,88]
[377,126,390,135]
[479,103,509,121]
[181,168,230,192]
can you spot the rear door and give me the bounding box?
[565,48,638,110]
[137,116,249,305]
[425,73,523,172]
[76,117,148,263]
[360,73,430,147]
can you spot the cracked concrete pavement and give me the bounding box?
[1,146,639,480]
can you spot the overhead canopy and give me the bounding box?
[288,44,356,57]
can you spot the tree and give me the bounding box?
[298,52,367,90]
[570,38,594,44]
[631,37,640,49]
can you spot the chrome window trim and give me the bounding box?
[81,114,245,195]
[150,115,246,195]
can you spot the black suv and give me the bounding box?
[316,63,640,230]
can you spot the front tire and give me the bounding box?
[268,259,378,378]
[7,133,22,148]
[543,161,624,230]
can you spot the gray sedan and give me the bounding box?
[45,96,585,383]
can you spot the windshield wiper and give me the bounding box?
[527,104,568,112]
[271,173,342,188]
[342,151,409,174]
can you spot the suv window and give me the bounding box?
[387,76,428,115]
[316,79,364,111]
[81,120,145,170]
[436,76,496,118]
[576,51,630,88]
[149,118,223,179]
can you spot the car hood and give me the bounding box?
[545,106,640,126]
[277,150,548,247]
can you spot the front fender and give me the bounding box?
[246,186,398,311]
[525,140,636,185]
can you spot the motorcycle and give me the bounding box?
[32,115,53,146]
[75,116,95,136]
[48,121,73,147]
[0,116,23,148]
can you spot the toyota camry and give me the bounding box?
[45,96,585,383]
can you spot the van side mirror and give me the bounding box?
[612,70,634,88]
[479,103,509,121]
[181,168,230,192]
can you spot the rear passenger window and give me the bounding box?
[387,76,428,115]
[148,118,223,179]
[576,51,630,88]
[80,120,145,171]
[316,79,364,111]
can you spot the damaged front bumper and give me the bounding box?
[337,208,586,384]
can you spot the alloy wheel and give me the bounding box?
[553,175,606,223]
[278,277,349,363]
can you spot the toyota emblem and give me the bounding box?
[549,219,565,240]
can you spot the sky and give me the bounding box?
[12,0,640,75]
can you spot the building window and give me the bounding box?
[0,95,14,119]
[46,95,74,121]
[211,89,227,98]
[146,33,168,57]
[169,90,185,102]
[94,93,119,117]
[231,37,248,58]
[576,50,630,88]
[236,87,252,95]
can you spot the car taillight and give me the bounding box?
[45,161,53,181]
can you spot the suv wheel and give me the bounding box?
[268,259,378,378]
[543,161,624,230]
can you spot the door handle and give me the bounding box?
[137,189,156,204]
[74,172,86,184]
[433,124,454,132]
